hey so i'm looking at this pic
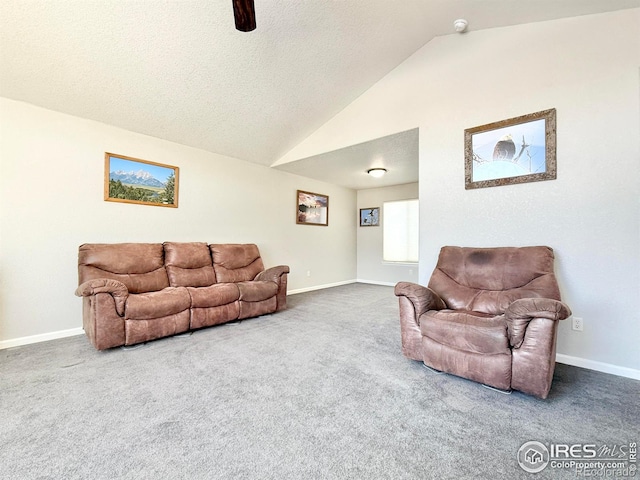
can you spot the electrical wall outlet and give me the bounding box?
[572,316,584,331]
[306,270,311,277]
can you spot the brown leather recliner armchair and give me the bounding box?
[394,246,571,399]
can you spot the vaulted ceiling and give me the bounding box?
[1,0,637,186]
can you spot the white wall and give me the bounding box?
[0,98,356,344]
[357,183,419,285]
[279,10,640,375]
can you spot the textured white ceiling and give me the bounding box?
[274,129,419,190]
[1,0,638,180]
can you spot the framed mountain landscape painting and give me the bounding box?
[104,153,179,208]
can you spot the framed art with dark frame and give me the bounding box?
[105,153,179,208]
[359,207,379,227]
[464,108,556,190]
[296,190,329,226]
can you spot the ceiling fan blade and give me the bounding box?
[233,0,256,32]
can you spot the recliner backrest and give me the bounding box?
[428,246,561,315]
[78,243,169,293]
[210,244,265,283]
[164,242,217,287]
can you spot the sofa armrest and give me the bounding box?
[255,265,290,284]
[394,282,445,361]
[75,278,128,317]
[394,282,446,318]
[505,297,572,348]
[255,265,290,312]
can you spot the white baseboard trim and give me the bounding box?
[288,279,357,295]
[356,279,397,287]
[556,354,640,380]
[0,327,84,350]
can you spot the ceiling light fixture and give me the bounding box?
[367,168,387,178]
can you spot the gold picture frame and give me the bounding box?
[105,153,179,208]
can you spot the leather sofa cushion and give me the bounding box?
[164,242,217,287]
[420,310,510,355]
[210,244,265,283]
[78,243,169,294]
[125,287,191,320]
[188,283,240,308]
[237,281,278,302]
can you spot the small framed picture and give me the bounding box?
[464,108,556,189]
[105,153,179,207]
[359,207,380,227]
[296,190,329,226]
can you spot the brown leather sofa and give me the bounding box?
[75,242,289,350]
[394,246,571,399]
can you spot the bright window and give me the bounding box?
[383,199,419,263]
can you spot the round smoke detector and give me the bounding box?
[454,19,468,33]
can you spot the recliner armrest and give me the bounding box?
[75,278,128,316]
[254,265,290,284]
[394,281,446,318]
[505,297,571,348]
